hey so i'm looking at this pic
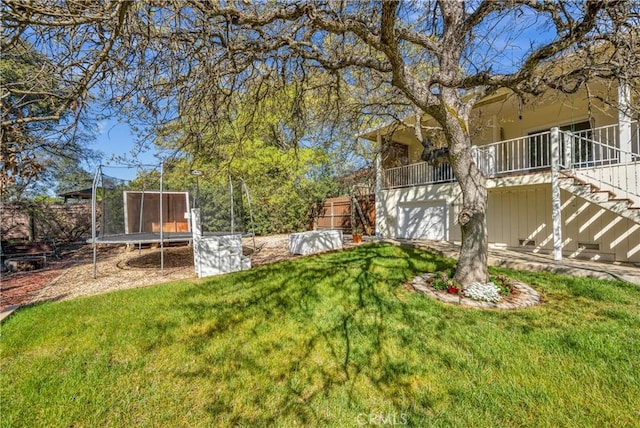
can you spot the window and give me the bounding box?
[528,121,592,169]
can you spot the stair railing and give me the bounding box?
[561,130,639,207]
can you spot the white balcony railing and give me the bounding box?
[382,121,639,199]
[383,161,454,188]
[476,131,553,176]
[562,128,639,206]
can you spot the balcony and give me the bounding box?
[382,122,639,202]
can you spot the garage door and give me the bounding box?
[397,201,446,240]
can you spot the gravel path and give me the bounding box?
[0,235,304,311]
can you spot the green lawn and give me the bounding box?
[2,243,639,427]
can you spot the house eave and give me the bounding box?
[356,88,515,141]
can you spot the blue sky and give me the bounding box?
[93,119,157,164]
[89,119,161,181]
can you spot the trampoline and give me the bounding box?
[87,232,193,245]
[87,231,253,245]
[89,163,255,278]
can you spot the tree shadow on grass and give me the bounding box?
[151,243,458,425]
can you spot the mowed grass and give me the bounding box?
[1,243,639,427]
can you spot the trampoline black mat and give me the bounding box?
[87,231,252,245]
[87,232,193,244]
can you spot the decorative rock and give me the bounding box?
[409,276,540,310]
[462,282,501,303]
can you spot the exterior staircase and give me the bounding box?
[559,171,640,224]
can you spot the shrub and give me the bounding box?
[490,275,513,295]
[431,270,459,291]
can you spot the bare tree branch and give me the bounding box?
[2,0,638,281]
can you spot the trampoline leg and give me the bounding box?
[92,242,97,279]
[161,242,164,276]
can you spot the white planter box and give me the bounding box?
[193,235,245,277]
[288,230,343,256]
[191,209,249,278]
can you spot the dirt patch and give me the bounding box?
[1,245,120,310]
[0,235,313,310]
[248,234,303,267]
[120,246,195,269]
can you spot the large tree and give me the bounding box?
[158,83,344,235]
[2,1,639,284]
[1,38,99,200]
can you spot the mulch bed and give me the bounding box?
[1,245,120,310]
[0,239,290,311]
[119,246,194,269]
[409,273,541,310]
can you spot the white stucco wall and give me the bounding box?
[380,182,640,263]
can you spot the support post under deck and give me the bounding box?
[550,127,563,261]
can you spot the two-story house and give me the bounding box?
[360,82,639,263]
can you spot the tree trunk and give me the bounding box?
[455,203,488,286]
[437,97,489,286]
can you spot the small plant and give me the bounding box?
[490,274,514,295]
[431,270,460,292]
[352,224,363,243]
[431,271,449,290]
[446,284,460,294]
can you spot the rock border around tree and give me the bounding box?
[410,273,541,310]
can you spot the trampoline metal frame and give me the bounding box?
[92,163,168,278]
[90,163,256,279]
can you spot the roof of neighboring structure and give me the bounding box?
[58,188,93,200]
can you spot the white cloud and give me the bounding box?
[96,120,108,135]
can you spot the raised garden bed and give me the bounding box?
[4,256,47,272]
[1,242,55,273]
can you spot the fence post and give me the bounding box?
[330,201,334,229]
[191,208,202,278]
[550,127,563,261]
[91,165,101,279]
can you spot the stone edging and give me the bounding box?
[410,273,541,310]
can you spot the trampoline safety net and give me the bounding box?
[92,165,253,243]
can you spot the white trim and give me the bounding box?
[375,131,383,238]
[618,80,633,162]
[523,115,593,136]
[491,115,499,143]
[550,127,563,261]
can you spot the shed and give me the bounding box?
[58,188,92,203]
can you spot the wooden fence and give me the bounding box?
[315,195,375,235]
